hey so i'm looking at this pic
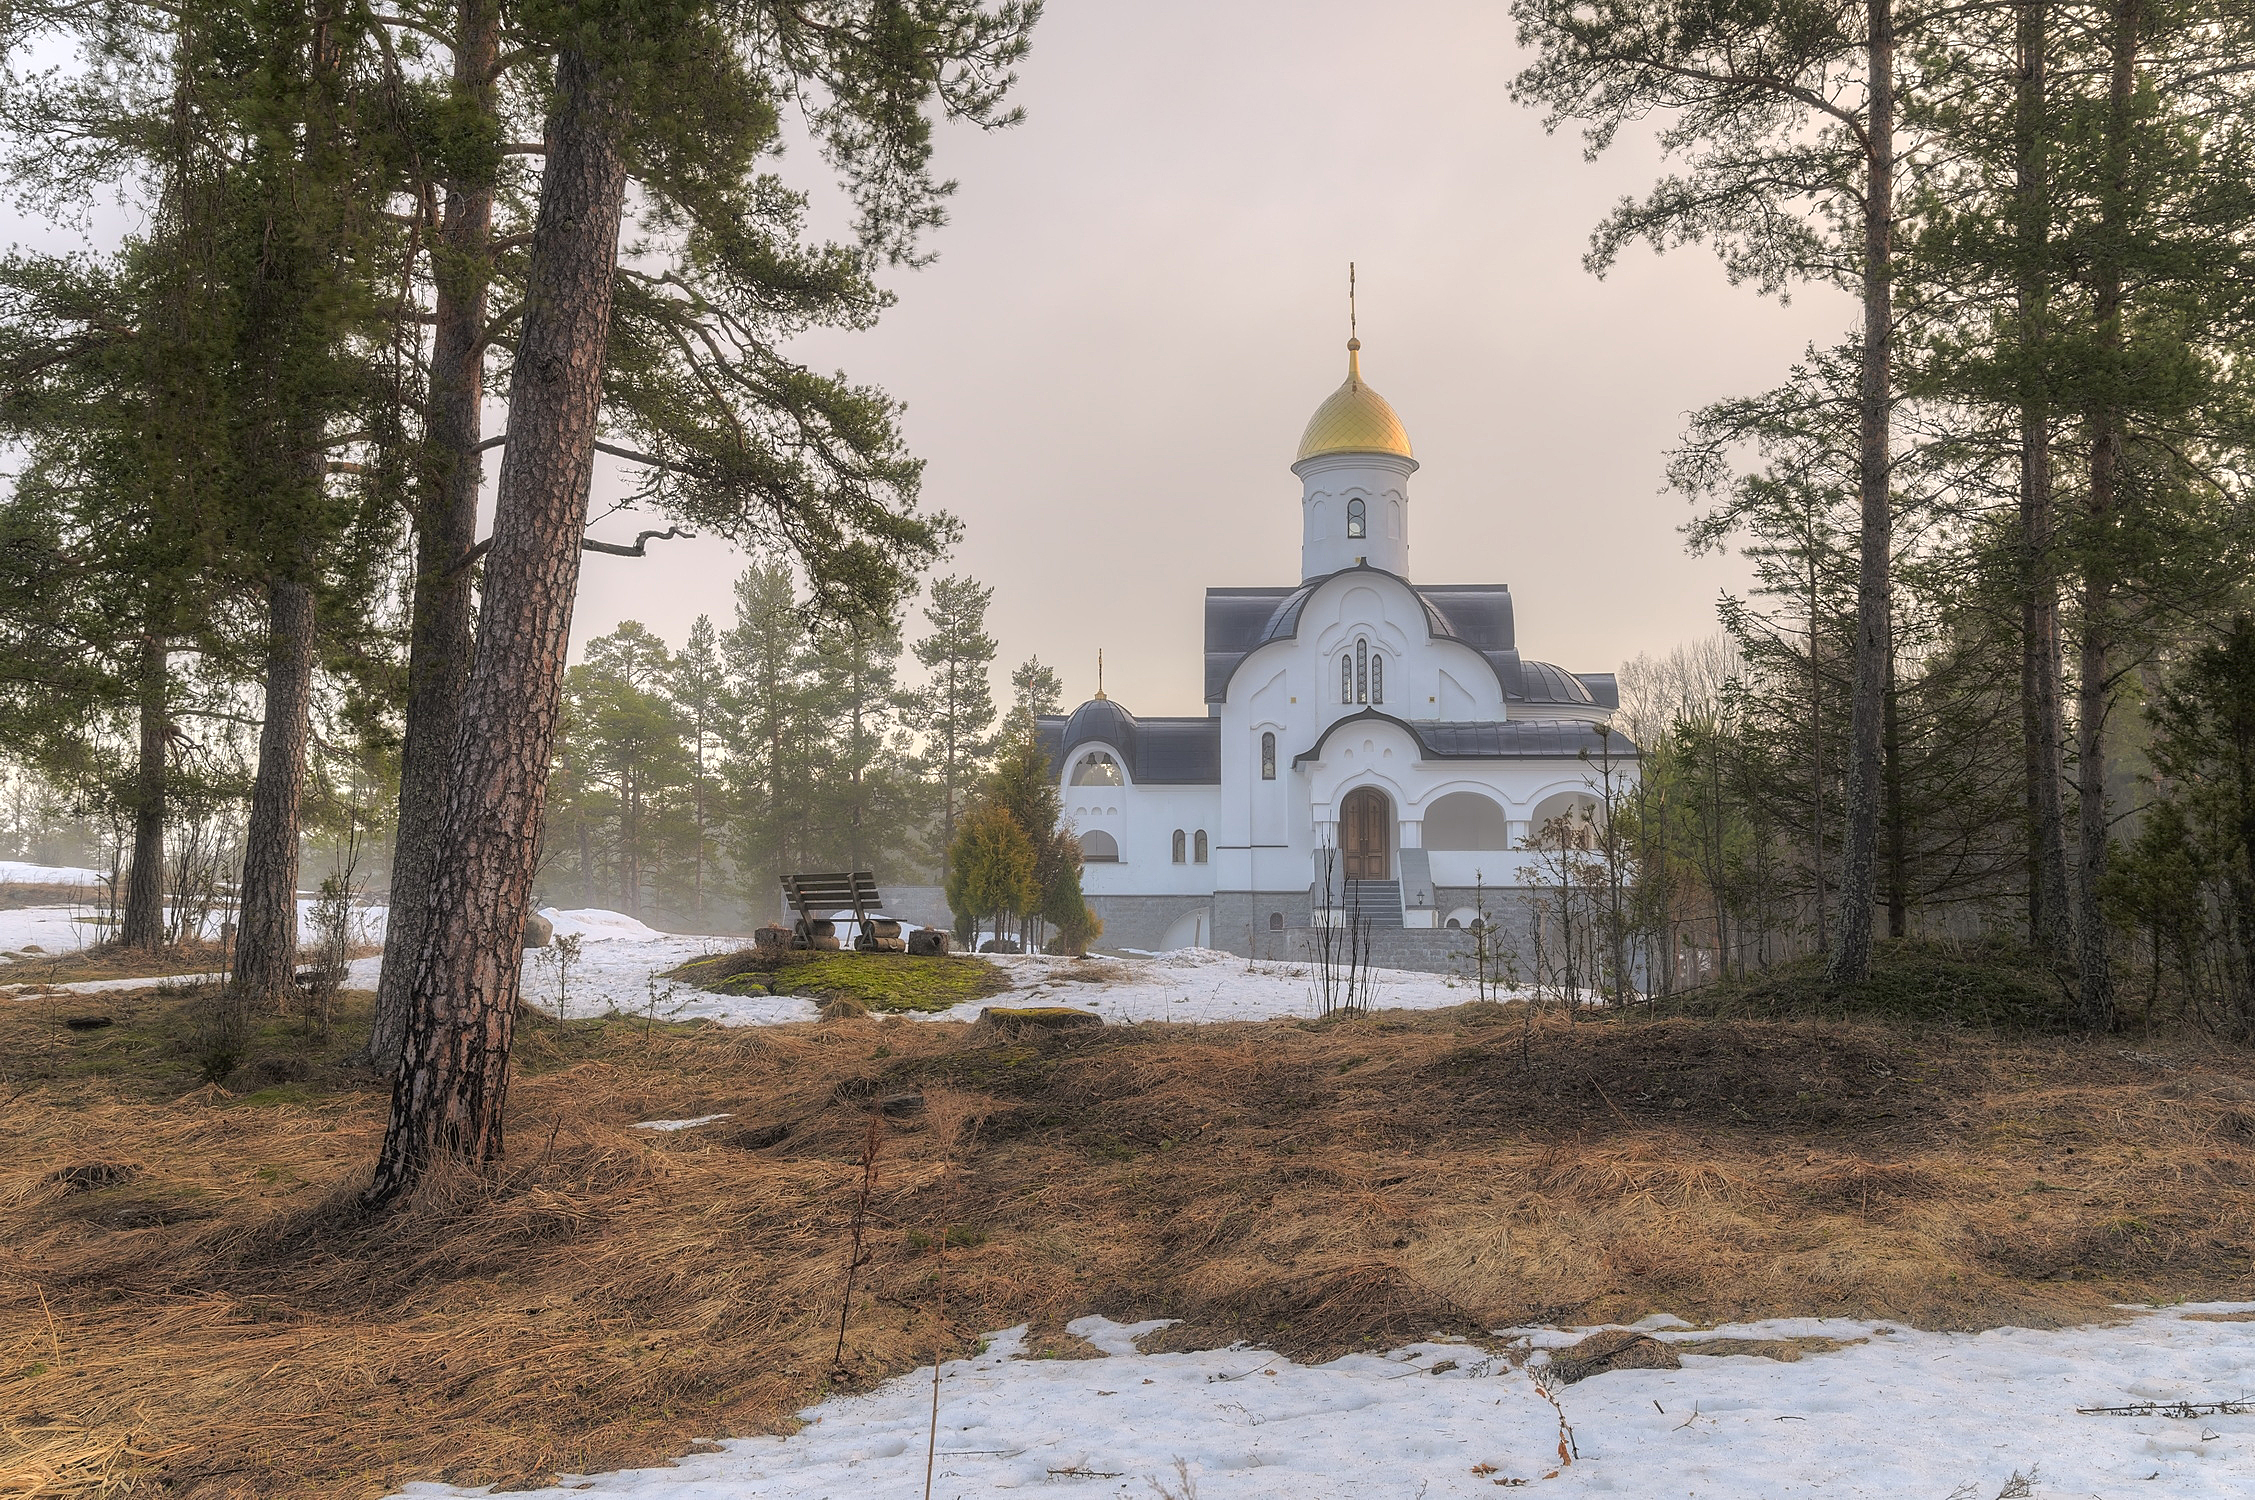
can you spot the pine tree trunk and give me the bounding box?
[2015,0,2074,958]
[2075,0,2138,1029]
[235,574,319,1006]
[118,633,168,951]
[367,0,500,1073]
[1830,0,1894,985]
[1883,650,1908,939]
[366,50,626,1206]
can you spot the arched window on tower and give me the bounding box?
[1346,497,1366,539]
[1355,638,1369,703]
[1071,751,1122,786]
[1371,650,1384,706]
[1341,653,1353,703]
[1171,829,1186,863]
[1260,731,1276,780]
[1194,830,1208,863]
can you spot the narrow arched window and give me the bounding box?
[1341,653,1353,703]
[1346,497,1366,539]
[1269,911,1284,931]
[1260,731,1276,780]
[1370,651,1384,706]
[1355,638,1368,704]
[1171,828,1186,863]
[1194,830,1208,863]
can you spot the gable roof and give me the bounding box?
[1201,563,1615,710]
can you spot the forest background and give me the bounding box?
[1,0,2255,1044]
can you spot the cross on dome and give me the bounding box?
[1294,275,1414,462]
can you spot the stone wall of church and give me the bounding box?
[1212,889,1316,960]
[1259,885,1546,978]
[1084,893,1217,954]
[1431,885,1540,979]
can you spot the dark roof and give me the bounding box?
[1036,700,1223,785]
[1201,563,1610,709]
[1292,711,1640,768]
[1574,673,1621,711]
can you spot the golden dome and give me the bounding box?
[1295,339,1413,463]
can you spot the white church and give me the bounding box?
[1034,335,1636,967]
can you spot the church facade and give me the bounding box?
[1034,336,1636,968]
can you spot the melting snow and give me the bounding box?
[389,1304,2255,1499]
[630,1114,733,1132]
[0,860,103,885]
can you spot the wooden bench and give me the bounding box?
[776,873,946,955]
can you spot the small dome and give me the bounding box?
[1296,340,1413,462]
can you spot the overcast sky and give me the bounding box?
[577,0,1854,714]
[18,3,1855,718]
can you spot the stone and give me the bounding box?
[522,911,554,949]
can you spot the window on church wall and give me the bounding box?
[1260,731,1276,780]
[1194,830,1208,863]
[1346,497,1366,538]
[1355,638,1369,703]
[1371,651,1384,705]
[1081,829,1119,862]
[1171,829,1186,863]
[1341,653,1352,704]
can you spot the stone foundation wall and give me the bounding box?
[1212,889,1316,960]
[1084,893,1216,953]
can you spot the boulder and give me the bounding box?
[522,911,554,949]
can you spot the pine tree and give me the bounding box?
[2145,616,2255,1037]
[913,575,998,876]
[721,564,813,913]
[671,614,727,921]
[1009,654,1063,728]
[1512,0,1907,980]
[801,610,917,878]
[558,623,690,915]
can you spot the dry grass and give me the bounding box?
[0,937,381,991]
[0,882,102,913]
[1,988,2250,1497]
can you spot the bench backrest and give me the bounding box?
[781,871,883,923]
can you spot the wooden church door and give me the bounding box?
[1340,786,1390,880]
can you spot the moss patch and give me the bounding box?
[666,949,1008,1014]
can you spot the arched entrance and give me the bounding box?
[1340,786,1391,880]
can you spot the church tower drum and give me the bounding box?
[1292,337,1417,580]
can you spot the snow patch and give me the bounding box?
[631,1114,732,1132]
[388,1304,2255,1499]
[0,860,103,885]
[542,908,671,943]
